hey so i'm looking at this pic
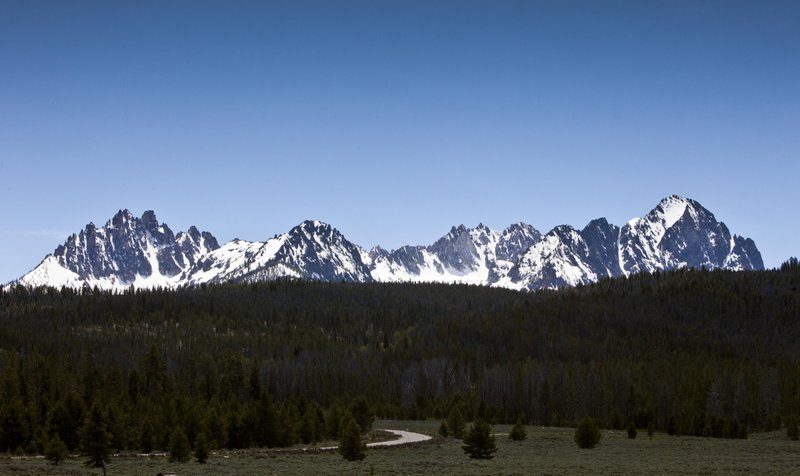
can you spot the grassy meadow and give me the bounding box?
[1,420,798,475]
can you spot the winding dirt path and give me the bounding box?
[319,428,432,450]
[367,429,432,447]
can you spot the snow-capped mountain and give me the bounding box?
[184,220,371,285]
[13,196,764,291]
[17,210,219,290]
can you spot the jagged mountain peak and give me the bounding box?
[15,196,763,292]
[109,208,136,227]
[19,209,219,290]
[550,224,579,238]
[296,219,331,230]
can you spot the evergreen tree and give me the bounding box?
[48,394,84,452]
[509,417,527,441]
[248,360,261,401]
[627,421,637,439]
[79,403,111,475]
[138,417,157,453]
[667,416,677,436]
[338,417,366,461]
[462,419,497,459]
[168,427,191,463]
[300,407,319,444]
[575,417,601,449]
[350,395,374,433]
[0,399,29,453]
[325,403,344,440]
[253,394,278,447]
[438,420,449,438]
[447,407,466,439]
[194,431,210,464]
[786,414,799,441]
[44,434,68,466]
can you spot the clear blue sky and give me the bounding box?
[1,0,798,283]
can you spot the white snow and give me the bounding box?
[17,255,84,289]
[660,195,690,229]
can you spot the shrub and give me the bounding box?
[462,419,497,459]
[627,421,637,439]
[575,417,602,449]
[438,420,449,438]
[44,434,67,466]
[447,407,466,439]
[509,417,527,441]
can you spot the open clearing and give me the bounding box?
[2,420,798,475]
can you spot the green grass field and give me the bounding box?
[2,420,798,475]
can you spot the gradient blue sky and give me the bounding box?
[1,1,798,282]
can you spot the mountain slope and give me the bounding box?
[13,196,764,291]
[18,210,219,290]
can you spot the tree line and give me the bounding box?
[0,262,799,457]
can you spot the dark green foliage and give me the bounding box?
[627,422,637,439]
[575,417,602,449]
[447,407,466,439]
[194,431,210,464]
[48,394,84,452]
[462,419,497,459]
[138,417,157,453]
[0,268,799,459]
[438,420,449,438]
[248,360,261,401]
[325,403,345,440]
[0,399,29,453]
[168,427,191,463]
[350,395,374,433]
[781,257,799,272]
[80,403,111,470]
[786,414,799,441]
[44,434,67,465]
[509,417,527,441]
[339,418,366,461]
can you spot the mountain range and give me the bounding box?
[12,195,763,291]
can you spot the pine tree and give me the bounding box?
[627,421,637,439]
[0,399,29,453]
[462,419,497,459]
[44,434,68,466]
[248,360,261,401]
[194,431,210,464]
[575,417,602,449]
[350,395,374,433]
[509,417,527,441]
[438,420,449,438]
[447,407,466,439]
[79,403,111,475]
[338,417,366,461]
[169,427,192,463]
[786,414,799,441]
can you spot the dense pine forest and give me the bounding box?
[1,261,799,456]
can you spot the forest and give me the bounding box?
[0,260,799,457]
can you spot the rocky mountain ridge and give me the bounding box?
[13,195,764,291]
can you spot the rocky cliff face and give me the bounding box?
[15,196,764,291]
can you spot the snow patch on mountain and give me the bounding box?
[12,196,763,292]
